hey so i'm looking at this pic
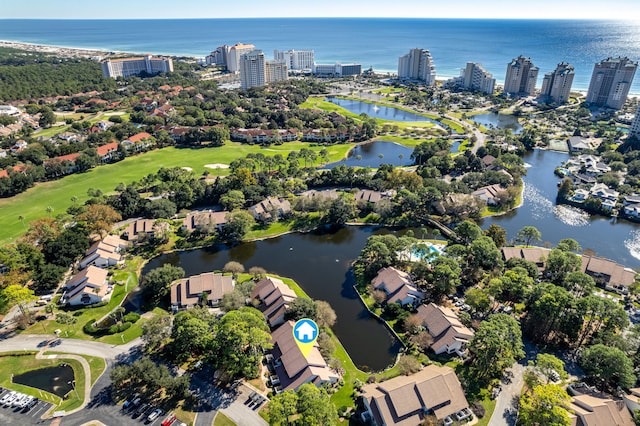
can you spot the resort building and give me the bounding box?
[226,43,256,73]
[273,49,315,72]
[170,272,234,310]
[182,210,229,233]
[240,50,288,89]
[248,197,291,222]
[540,62,575,104]
[122,219,168,241]
[313,63,362,78]
[581,255,636,295]
[461,62,495,94]
[360,364,472,426]
[504,55,539,96]
[251,276,298,328]
[398,48,436,86]
[101,55,173,78]
[631,104,640,138]
[414,303,475,356]
[268,320,340,392]
[205,45,231,67]
[501,247,551,272]
[371,267,424,306]
[586,57,638,110]
[61,266,111,306]
[79,235,128,269]
[471,184,507,206]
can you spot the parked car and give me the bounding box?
[2,391,18,406]
[23,397,39,411]
[134,403,149,417]
[161,413,177,426]
[147,408,163,422]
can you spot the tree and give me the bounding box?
[171,310,214,361]
[144,198,177,219]
[223,261,245,280]
[55,312,77,336]
[284,298,317,322]
[220,190,246,211]
[212,307,272,379]
[516,226,542,247]
[465,287,491,314]
[141,313,171,353]
[397,355,422,375]
[4,284,37,322]
[268,390,299,425]
[426,256,461,299]
[468,314,525,383]
[484,224,507,248]
[518,384,571,426]
[545,248,581,284]
[315,300,337,328]
[580,344,635,390]
[220,210,255,242]
[532,353,568,383]
[77,204,122,237]
[455,220,483,244]
[220,290,246,312]
[324,197,355,226]
[296,383,339,426]
[141,264,185,307]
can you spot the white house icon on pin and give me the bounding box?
[295,321,316,342]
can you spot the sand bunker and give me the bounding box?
[181,167,193,171]
[204,163,230,169]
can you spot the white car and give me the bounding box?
[2,391,19,406]
[147,408,163,422]
[18,395,34,409]
[0,391,16,405]
[12,393,29,407]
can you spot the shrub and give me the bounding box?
[471,401,486,418]
[123,312,140,323]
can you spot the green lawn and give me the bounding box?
[0,142,352,245]
[214,412,236,426]
[0,352,95,412]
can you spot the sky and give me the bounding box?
[2,0,640,20]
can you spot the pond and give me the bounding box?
[482,149,640,268]
[472,112,523,134]
[13,364,75,398]
[322,141,414,169]
[144,226,448,371]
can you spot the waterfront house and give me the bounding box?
[568,136,592,152]
[624,194,640,206]
[624,388,640,415]
[371,267,424,306]
[471,184,506,206]
[354,189,394,205]
[182,210,229,233]
[268,320,340,392]
[248,197,291,223]
[501,247,550,272]
[360,364,472,426]
[414,303,475,356]
[79,235,129,269]
[624,203,640,218]
[251,276,298,327]
[572,188,589,202]
[581,255,636,295]
[61,266,111,306]
[569,394,633,426]
[589,183,619,203]
[122,218,168,241]
[170,272,234,310]
[572,174,597,186]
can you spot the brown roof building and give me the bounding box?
[170,272,234,309]
[580,255,637,295]
[414,303,474,356]
[361,365,472,426]
[270,321,340,392]
[248,197,291,222]
[251,276,297,327]
[122,219,168,241]
[182,211,229,232]
[569,394,633,426]
[371,267,424,306]
[62,266,111,306]
[501,247,551,271]
[471,184,506,206]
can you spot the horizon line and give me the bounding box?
[0,17,635,21]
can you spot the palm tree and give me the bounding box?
[46,206,54,216]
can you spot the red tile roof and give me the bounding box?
[96,142,119,156]
[126,132,152,143]
[52,153,81,163]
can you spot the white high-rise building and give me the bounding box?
[273,49,315,71]
[205,45,231,67]
[631,104,640,139]
[266,60,288,83]
[227,43,256,73]
[504,55,539,96]
[397,48,436,86]
[462,62,495,94]
[586,57,637,110]
[240,50,265,89]
[540,62,574,105]
[101,55,173,78]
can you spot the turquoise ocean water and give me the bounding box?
[0,18,639,93]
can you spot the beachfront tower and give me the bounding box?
[101,55,173,78]
[586,57,637,110]
[462,62,496,95]
[266,60,288,84]
[240,50,266,90]
[540,62,575,105]
[631,104,640,139]
[504,55,539,97]
[398,48,436,86]
[227,43,256,73]
[274,49,315,72]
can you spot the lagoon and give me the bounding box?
[327,97,437,123]
[322,141,414,169]
[472,112,523,134]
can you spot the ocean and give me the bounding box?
[0,18,639,93]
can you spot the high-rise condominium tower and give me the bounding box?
[540,62,575,105]
[398,48,436,86]
[462,62,495,95]
[586,57,637,110]
[504,55,539,96]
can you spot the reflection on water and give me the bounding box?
[523,183,553,220]
[553,205,590,227]
[625,230,640,261]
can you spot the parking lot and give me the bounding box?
[0,388,53,425]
